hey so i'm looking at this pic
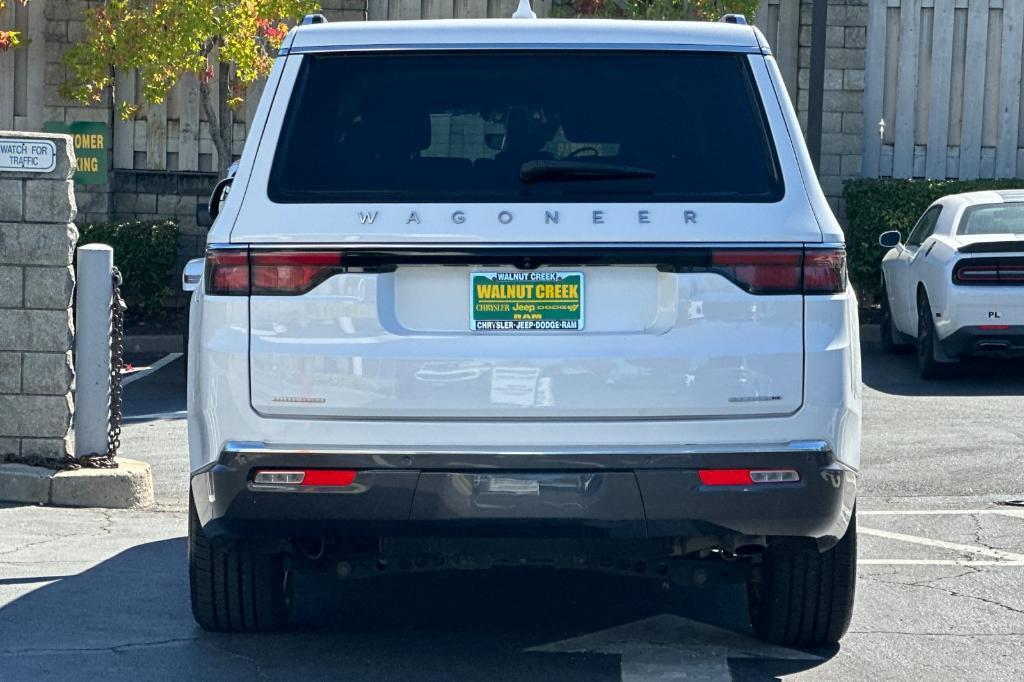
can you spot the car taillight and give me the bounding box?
[250,250,344,295]
[954,259,1024,284]
[710,250,802,294]
[709,248,847,295]
[204,249,345,296]
[803,248,847,294]
[205,249,249,295]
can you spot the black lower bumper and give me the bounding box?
[191,443,856,551]
[940,325,1024,358]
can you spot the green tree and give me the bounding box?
[558,0,760,22]
[0,0,28,52]
[61,0,319,175]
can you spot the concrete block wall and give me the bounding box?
[817,0,868,220]
[42,0,110,227]
[0,131,78,464]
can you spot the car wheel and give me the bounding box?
[879,280,900,355]
[188,495,290,632]
[747,510,857,647]
[916,292,953,380]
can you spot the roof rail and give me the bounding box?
[301,13,327,26]
[719,14,748,25]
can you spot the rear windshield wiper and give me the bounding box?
[520,160,657,184]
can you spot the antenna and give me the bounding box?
[512,0,537,19]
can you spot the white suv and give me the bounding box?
[187,15,862,646]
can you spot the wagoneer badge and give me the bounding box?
[355,209,698,225]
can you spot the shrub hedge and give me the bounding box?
[77,220,179,322]
[843,178,1024,304]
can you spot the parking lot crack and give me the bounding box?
[0,636,200,657]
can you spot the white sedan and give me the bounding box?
[879,190,1024,378]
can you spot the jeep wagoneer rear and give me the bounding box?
[187,17,861,645]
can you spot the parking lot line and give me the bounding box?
[121,353,182,386]
[860,559,1024,566]
[860,508,1024,517]
[122,409,187,422]
[859,526,1024,563]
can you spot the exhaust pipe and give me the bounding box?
[976,341,1010,353]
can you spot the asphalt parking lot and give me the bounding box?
[2,325,1023,681]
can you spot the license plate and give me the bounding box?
[470,271,584,331]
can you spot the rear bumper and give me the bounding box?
[191,440,856,549]
[939,325,1024,358]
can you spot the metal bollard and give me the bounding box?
[74,245,114,457]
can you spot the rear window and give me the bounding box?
[959,204,1024,236]
[268,51,784,204]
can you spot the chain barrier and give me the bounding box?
[1,268,125,471]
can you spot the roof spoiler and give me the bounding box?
[958,241,1024,254]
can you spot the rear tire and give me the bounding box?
[879,281,901,355]
[747,511,857,647]
[188,495,290,632]
[916,293,954,380]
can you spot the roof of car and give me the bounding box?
[283,18,765,55]
[951,189,1024,205]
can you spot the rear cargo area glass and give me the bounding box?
[268,51,783,204]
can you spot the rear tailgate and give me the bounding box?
[241,244,823,420]
[224,46,829,421]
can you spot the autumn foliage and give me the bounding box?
[60,0,319,173]
[0,0,28,52]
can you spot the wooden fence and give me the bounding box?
[863,0,1024,180]
[753,0,802,108]
[367,0,552,20]
[0,0,45,133]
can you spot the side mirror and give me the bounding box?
[207,177,233,223]
[878,230,902,248]
[182,258,204,293]
[196,202,213,228]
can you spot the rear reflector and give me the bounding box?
[699,469,800,486]
[698,469,753,485]
[253,469,357,487]
[980,325,1010,331]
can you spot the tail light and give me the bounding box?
[250,250,343,295]
[205,248,344,296]
[803,248,848,294]
[710,248,847,295]
[205,249,249,295]
[955,258,1024,284]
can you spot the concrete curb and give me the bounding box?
[0,458,155,509]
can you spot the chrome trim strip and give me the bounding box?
[209,241,839,250]
[223,440,830,458]
[281,42,763,56]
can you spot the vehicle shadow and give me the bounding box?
[0,539,835,681]
[860,324,1024,397]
